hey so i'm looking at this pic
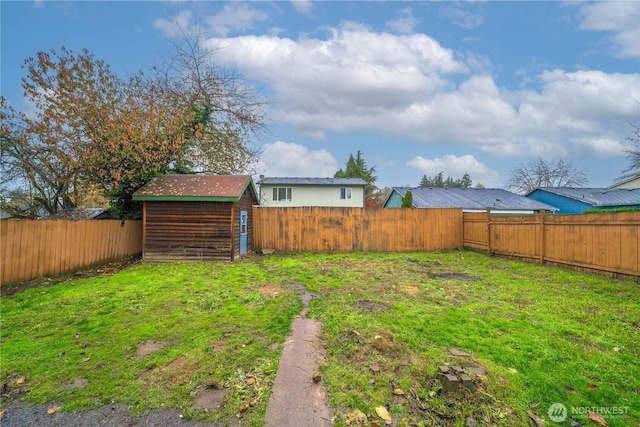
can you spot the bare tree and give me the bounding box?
[154,27,266,175]
[618,122,640,183]
[506,157,588,194]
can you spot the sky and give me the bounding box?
[2,1,639,190]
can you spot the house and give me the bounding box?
[48,208,112,220]
[132,175,258,262]
[609,176,640,189]
[384,187,556,214]
[258,177,367,207]
[525,187,640,214]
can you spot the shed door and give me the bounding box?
[239,210,248,255]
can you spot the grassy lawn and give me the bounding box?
[1,251,638,426]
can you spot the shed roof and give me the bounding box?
[526,187,640,207]
[133,175,257,202]
[388,187,556,211]
[260,177,367,186]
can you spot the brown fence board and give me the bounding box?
[1,220,142,286]
[253,207,463,253]
[463,211,640,277]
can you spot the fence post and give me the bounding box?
[539,209,545,264]
[486,208,492,254]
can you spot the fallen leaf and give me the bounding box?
[344,408,367,426]
[15,377,25,386]
[312,372,322,383]
[352,330,361,336]
[0,409,6,420]
[47,406,61,415]
[588,411,609,426]
[245,377,256,386]
[587,383,598,390]
[374,335,382,340]
[375,406,392,424]
[477,374,488,382]
[238,402,250,413]
[507,367,518,374]
[392,388,405,395]
[527,410,545,427]
[370,365,380,373]
[80,354,92,363]
[568,417,581,427]
[613,347,621,353]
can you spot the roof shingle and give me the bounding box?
[133,175,256,202]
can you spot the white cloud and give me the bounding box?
[254,141,338,177]
[407,154,500,186]
[155,5,269,38]
[439,4,484,29]
[291,0,313,15]
[194,21,637,161]
[386,7,419,34]
[154,10,195,38]
[576,1,640,58]
[206,3,269,37]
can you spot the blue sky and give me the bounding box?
[2,1,639,190]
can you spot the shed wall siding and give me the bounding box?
[144,201,233,261]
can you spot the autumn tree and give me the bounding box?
[3,44,265,218]
[506,157,588,194]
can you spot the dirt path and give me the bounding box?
[263,283,334,427]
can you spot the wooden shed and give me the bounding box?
[132,175,258,262]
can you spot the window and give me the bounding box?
[272,187,292,201]
[340,187,352,200]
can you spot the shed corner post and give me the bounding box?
[142,201,147,260]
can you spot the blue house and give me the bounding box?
[384,187,556,213]
[525,187,640,214]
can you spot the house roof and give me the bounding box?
[389,187,556,211]
[132,175,257,202]
[526,187,640,207]
[48,208,111,220]
[608,175,640,189]
[259,177,367,186]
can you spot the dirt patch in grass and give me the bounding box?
[193,386,228,411]
[67,377,88,390]
[136,340,166,358]
[257,285,288,298]
[353,300,389,311]
[432,271,479,281]
[397,284,420,295]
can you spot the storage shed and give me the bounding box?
[132,175,258,261]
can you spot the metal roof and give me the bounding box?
[527,187,640,207]
[48,208,111,220]
[259,177,367,186]
[391,187,557,210]
[133,175,256,202]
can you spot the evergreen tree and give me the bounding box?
[401,190,413,208]
[418,171,472,188]
[334,150,377,193]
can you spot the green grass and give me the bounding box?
[1,251,638,426]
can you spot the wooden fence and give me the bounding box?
[253,207,463,252]
[1,220,142,286]
[463,210,639,277]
